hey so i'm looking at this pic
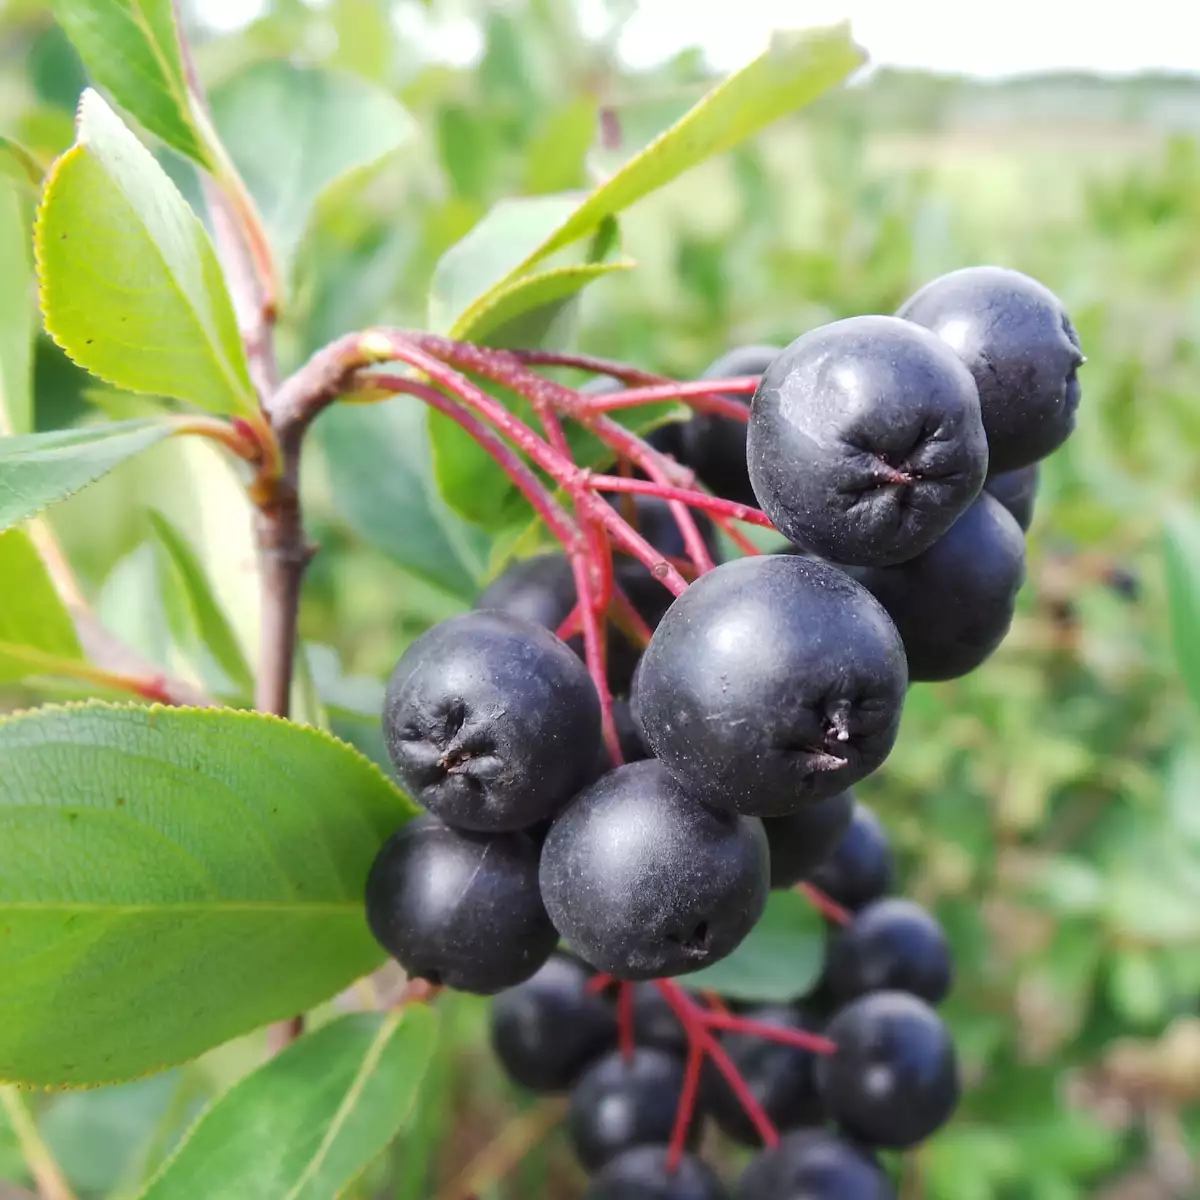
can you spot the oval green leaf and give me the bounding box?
[679,889,825,1003]
[0,527,83,683]
[139,1008,437,1199]
[210,62,415,277]
[48,0,212,167]
[0,420,173,534]
[0,702,416,1087]
[462,23,864,320]
[36,90,256,416]
[429,193,584,336]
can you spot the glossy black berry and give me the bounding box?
[736,1130,894,1200]
[983,463,1039,532]
[587,1147,729,1200]
[475,552,577,633]
[383,611,600,831]
[637,556,908,816]
[817,990,960,1149]
[898,266,1084,474]
[365,815,556,994]
[806,802,894,913]
[539,760,769,980]
[747,315,988,567]
[676,344,781,507]
[848,492,1026,682]
[476,552,642,694]
[490,954,617,1093]
[763,790,855,889]
[825,898,953,1007]
[568,1047,699,1173]
[702,1004,824,1145]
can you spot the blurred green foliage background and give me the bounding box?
[1,1,1198,1197]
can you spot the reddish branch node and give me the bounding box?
[575,878,846,1175]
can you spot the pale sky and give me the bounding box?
[198,0,1200,79]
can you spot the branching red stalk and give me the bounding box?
[586,474,774,528]
[798,881,853,926]
[370,374,581,551]
[580,378,757,419]
[655,980,780,1149]
[704,1013,837,1055]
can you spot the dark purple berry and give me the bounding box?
[984,463,1039,531]
[817,991,960,1149]
[678,344,781,508]
[383,611,600,831]
[637,556,907,816]
[365,815,556,994]
[825,898,953,1007]
[747,315,987,567]
[539,760,769,980]
[490,954,617,1092]
[807,803,894,913]
[736,1130,894,1199]
[848,492,1026,682]
[898,266,1084,474]
[702,1005,824,1145]
[568,1047,699,1172]
[763,790,855,889]
[587,1147,729,1200]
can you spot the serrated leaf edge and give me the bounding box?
[0,699,414,811]
[33,92,254,413]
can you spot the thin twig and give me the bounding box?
[0,1088,76,1200]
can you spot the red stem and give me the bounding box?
[798,881,853,926]
[618,982,636,1063]
[607,588,655,649]
[580,378,757,420]
[586,973,616,996]
[655,980,780,1149]
[507,348,669,385]
[704,1013,837,1055]
[713,515,766,557]
[593,503,688,596]
[587,474,774,528]
[667,1040,706,1173]
[370,374,581,552]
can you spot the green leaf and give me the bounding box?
[209,62,415,276]
[0,138,45,194]
[316,399,489,600]
[0,526,83,683]
[139,1008,437,1199]
[1164,506,1200,715]
[48,0,212,167]
[679,890,824,1003]
[0,702,416,1087]
[429,194,583,336]
[148,510,253,697]
[0,183,34,436]
[460,260,636,347]
[36,90,256,416]
[0,420,172,534]
[459,23,863,323]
